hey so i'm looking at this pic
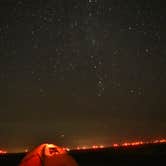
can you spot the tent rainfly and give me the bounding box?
[19,143,78,166]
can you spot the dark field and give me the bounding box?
[0,143,166,166]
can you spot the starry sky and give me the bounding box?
[1,0,166,152]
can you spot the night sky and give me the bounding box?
[1,0,166,152]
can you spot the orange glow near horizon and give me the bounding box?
[113,143,119,147]
[92,145,98,149]
[121,141,144,147]
[118,139,166,148]
[0,149,7,155]
[153,139,166,144]
[73,139,166,151]
[1,139,166,153]
[99,145,104,148]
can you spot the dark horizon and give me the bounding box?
[1,0,166,152]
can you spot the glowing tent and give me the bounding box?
[19,143,78,166]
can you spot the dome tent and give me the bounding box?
[19,143,78,166]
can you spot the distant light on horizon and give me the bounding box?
[72,138,166,151]
[113,144,119,147]
[1,138,166,153]
[0,149,7,155]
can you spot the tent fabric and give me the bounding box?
[19,144,78,166]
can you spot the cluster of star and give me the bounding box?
[1,0,163,99]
